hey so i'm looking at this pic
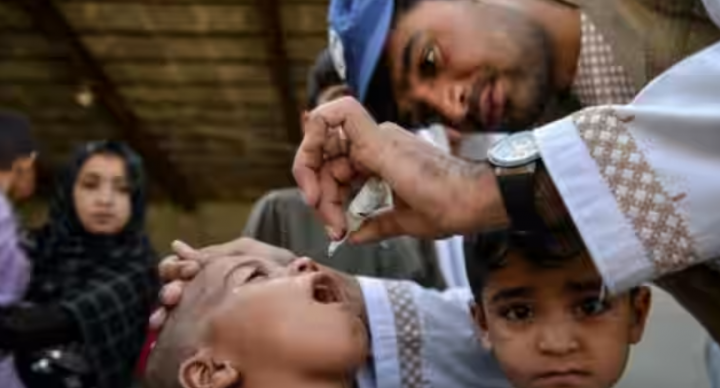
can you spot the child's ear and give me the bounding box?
[470,302,492,350]
[628,286,652,345]
[179,348,241,388]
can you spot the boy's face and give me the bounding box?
[8,154,36,201]
[473,252,651,388]
[187,255,368,384]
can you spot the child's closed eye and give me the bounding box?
[247,268,268,283]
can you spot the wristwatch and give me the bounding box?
[487,131,544,232]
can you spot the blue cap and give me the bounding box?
[328,0,395,102]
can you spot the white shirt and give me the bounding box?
[355,277,510,388]
[534,32,720,292]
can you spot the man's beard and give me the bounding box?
[465,26,554,133]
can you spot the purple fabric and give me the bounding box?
[0,193,30,388]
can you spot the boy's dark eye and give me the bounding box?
[501,304,534,322]
[419,45,438,78]
[576,297,610,317]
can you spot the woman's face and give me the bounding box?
[73,153,132,235]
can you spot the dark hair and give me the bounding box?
[0,111,36,170]
[463,228,585,299]
[306,48,346,109]
[394,0,432,16]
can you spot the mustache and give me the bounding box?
[466,81,484,127]
[464,74,497,132]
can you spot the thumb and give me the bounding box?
[171,240,206,263]
[348,209,409,244]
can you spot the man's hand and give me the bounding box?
[293,96,509,244]
[150,238,297,330]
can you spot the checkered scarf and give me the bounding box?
[23,141,159,388]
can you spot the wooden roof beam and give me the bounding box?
[15,0,197,211]
[256,0,303,145]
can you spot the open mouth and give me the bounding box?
[311,274,343,305]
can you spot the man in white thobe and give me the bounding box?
[293,14,720,345]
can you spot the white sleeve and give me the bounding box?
[703,0,720,28]
[356,277,510,388]
[534,42,720,293]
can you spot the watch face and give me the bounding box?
[488,131,540,168]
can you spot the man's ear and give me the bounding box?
[179,348,241,388]
[470,302,492,350]
[628,286,652,345]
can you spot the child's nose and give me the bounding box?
[536,324,580,356]
[287,257,319,275]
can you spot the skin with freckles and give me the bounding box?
[294,97,508,243]
[472,250,651,388]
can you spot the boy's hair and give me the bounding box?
[464,228,586,298]
[143,273,227,388]
[0,111,36,170]
[306,49,345,110]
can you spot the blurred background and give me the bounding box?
[1,0,325,251]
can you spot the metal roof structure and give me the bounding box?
[1,0,329,209]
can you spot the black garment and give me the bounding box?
[0,305,78,350]
[17,141,159,388]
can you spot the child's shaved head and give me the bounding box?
[144,255,369,388]
[144,260,230,388]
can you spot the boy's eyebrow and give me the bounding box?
[564,279,604,294]
[489,286,533,304]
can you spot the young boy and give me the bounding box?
[145,239,510,388]
[464,229,652,388]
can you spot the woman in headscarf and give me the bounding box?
[0,141,159,388]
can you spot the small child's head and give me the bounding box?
[465,230,651,388]
[0,111,37,201]
[145,255,369,388]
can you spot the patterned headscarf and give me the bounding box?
[23,141,159,388]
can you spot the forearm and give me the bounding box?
[365,124,509,233]
[0,304,81,351]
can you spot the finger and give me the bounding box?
[348,210,403,244]
[349,208,430,244]
[327,156,355,183]
[322,127,351,160]
[160,281,185,306]
[318,163,348,239]
[172,240,206,263]
[149,308,168,331]
[294,97,376,207]
[179,261,202,280]
[293,110,329,207]
[158,255,181,282]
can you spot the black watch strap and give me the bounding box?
[496,171,545,232]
